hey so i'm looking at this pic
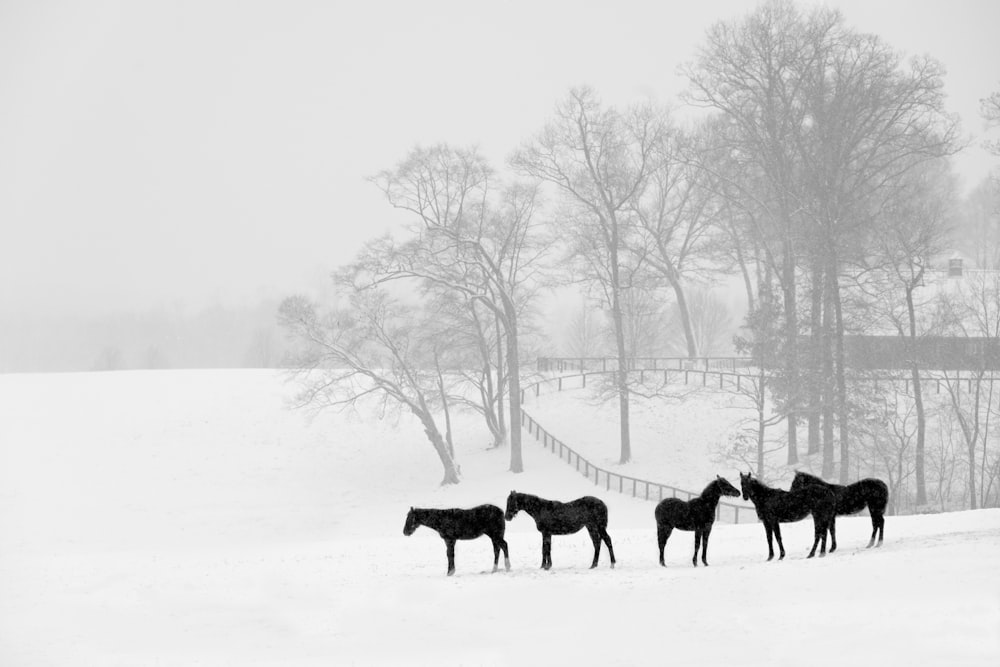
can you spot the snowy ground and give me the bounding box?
[1,370,998,666]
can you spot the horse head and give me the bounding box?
[739,471,754,501]
[403,507,419,536]
[716,475,741,498]
[504,491,520,521]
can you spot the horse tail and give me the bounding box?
[868,479,889,514]
[594,498,609,529]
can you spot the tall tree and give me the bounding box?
[861,158,955,505]
[367,145,547,473]
[512,87,666,463]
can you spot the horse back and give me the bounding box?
[838,479,889,515]
[432,505,505,540]
[537,496,607,534]
[655,497,710,530]
[765,486,835,523]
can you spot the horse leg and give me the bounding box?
[876,513,885,547]
[692,530,702,567]
[806,517,825,559]
[490,537,501,573]
[541,533,552,570]
[501,538,511,570]
[657,523,672,567]
[773,522,786,560]
[587,526,602,568]
[600,528,616,568]
[701,525,712,566]
[828,515,837,553]
[764,522,775,561]
[445,538,456,576]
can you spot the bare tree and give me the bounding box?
[858,158,956,505]
[279,289,461,485]
[367,145,547,473]
[934,271,1000,508]
[512,86,666,463]
[685,0,959,478]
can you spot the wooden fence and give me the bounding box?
[519,369,755,524]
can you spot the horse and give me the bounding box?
[403,505,510,576]
[504,491,615,570]
[739,471,837,561]
[654,476,741,567]
[790,471,889,549]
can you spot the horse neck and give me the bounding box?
[413,508,442,530]
[700,481,724,506]
[515,493,548,516]
[748,479,776,503]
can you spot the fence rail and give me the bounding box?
[519,368,755,524]
[538,356,754,374]
[519,357,1000,523]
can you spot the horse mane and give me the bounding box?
[794,470,825,485]
[700,479,720,497]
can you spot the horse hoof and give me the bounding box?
[767,555,774,562]
[447,570,455,576]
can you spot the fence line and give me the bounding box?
[519,370,754,524]
[518,357,1000,523]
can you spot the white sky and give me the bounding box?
[2,0,998,319]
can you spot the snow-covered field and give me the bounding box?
[1,370,998,666]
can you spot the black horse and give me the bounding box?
[403,505,510,576]
[504,491,615,570]
[739,472,837,561]
[790,471,889,549]
[654,476,741,567]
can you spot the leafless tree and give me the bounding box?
[512,86,667,463]
[279,289,461,485]
[857,158,956,505]
[367,145,548,473]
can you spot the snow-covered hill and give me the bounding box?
[0,370,997,665]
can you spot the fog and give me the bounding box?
[2,0,998,371]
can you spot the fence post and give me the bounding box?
[735,506,740,524]
[558,377,563,391]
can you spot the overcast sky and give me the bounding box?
[2,0,998,320]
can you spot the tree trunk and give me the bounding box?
[808,261,822,455]
[495,314,507,445]
[905,284,927,505]
[757,372,767,479]
[504,301,524,473]
[612,287,632,463]
[821,262,835,478]
[831,253,849,484]
[417,411,460,485]
[782,248,799,465]
[665,265,698,358]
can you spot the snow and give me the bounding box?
[1,369,998,665]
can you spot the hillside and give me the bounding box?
[0,370,998,665]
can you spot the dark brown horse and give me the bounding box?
[654,476,740,567]
[504,491,615,570]
[403,505,510,576]
[739,472,837,561]
[791,471,889,549]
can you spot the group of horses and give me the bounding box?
[403,471,889,576]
